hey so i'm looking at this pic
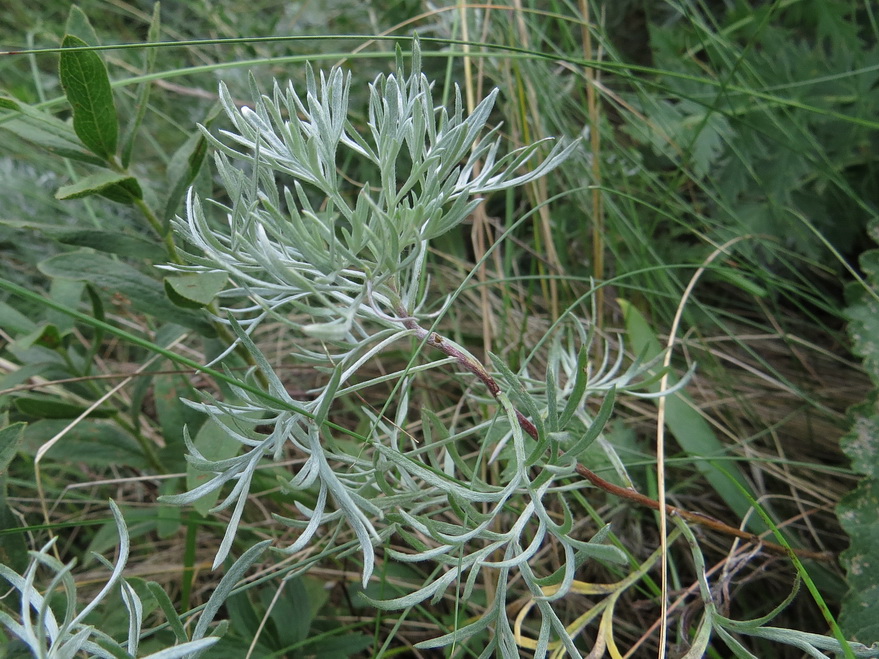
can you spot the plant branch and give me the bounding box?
[401,314,833,563]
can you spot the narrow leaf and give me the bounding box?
[163,105,221,224]
[191,540,271,641]
[619,298,768,533]
[147,580,189,644]
[56,171,142,204]
[121,2,161,167]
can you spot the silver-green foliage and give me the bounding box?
[0,500,241,658]
[160,39,669,653]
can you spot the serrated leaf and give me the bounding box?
[838,473,879,642]
[838,230,879,642]
[0,95,106,165]
[56,171,143,204]
[59,34,118,160]
[164,272,227,307]
[38,251,215,336]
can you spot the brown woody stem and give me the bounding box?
[402,312,832,563]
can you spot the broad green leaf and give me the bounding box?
[65,4,100,46]
[56,171,143,204]
[59,34,118,160]
[21,418,149,469]
[0,218,166,260]
[0,421,25,475]
[38,251,215,336]
[0,301,37,335]
[15,323,68,352]
[14,395,115,419]
[0,96,106,165]
[186,414,248,516]
[156,479,183,539]
[265,578,313,646]
[619,298,768,533]
[164,272,228,307]
[53,228,162,259]
[304,634,374,657]
[154,369,205,470]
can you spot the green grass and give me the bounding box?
[1,1,876,657]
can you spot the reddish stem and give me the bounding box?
[402,313,832,562]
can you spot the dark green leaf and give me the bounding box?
[565,388,616,458]
[14,395,115,419]
[38,251,216,336]
[300,633,374,658]
[56,171,142,204]
[59,35,118,160]
[0,420,27,573]
[163,105,221,224]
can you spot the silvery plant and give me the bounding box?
[0,500,254,658]
[159,39,669,656]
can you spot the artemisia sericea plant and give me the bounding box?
[156,39,876,657]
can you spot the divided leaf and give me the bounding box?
[838,230,879,643]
